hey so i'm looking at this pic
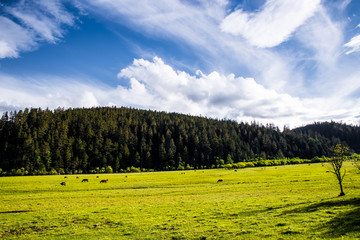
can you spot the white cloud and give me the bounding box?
[295,6,343,68]
[115,57,359,127]
[81,0,300,94]
[0,0,76,58]
[83,0,228,56]
[79,91,99,107]
[220,0,321,48]
[80,0,354,99]
[1,58,360,128]
[344,34,360,54]
[1,1,359,128]
[0,16,36,58]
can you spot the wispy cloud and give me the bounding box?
[344,34,360,54]
[294,6,343,68]
[82,0,298,93]
[220,0,321,48]
[0,74,100,110]
[0,16,34,58]
[83,0,228,57]
[0,0,76,58]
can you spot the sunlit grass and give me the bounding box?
[1,163,360,239]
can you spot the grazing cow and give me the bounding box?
[96,176,99,178]
[100,179,108,183]
[217,179,223,183]
[60,182,66,186]
[64,176,68,178]
[76,176,79,179]
[82,179,88,182]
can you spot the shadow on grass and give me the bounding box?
[323,207,360,237]
[282,198,360,237]
[0,210,33,214]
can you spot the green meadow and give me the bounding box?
[1,163,360,239]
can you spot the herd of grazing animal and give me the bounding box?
[60,176,110,186]
[60,172,226,186]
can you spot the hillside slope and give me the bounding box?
[0,107,359,173]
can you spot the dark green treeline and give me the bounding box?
[0,107,357,173]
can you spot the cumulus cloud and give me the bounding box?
[0,0,76,58]
[344,34,360,54]
[1,58,360,127]
[220,0,321,48]
[114,57,360,127]
[115,57,337,127]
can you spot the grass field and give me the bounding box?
[1,163,360,239]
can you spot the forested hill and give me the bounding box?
[0,107,359,174]
[292,121,360,153]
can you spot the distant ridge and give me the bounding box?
[292,121,360,152]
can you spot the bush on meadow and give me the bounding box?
[245,162,255,167]
[128,166,141,172]
[221,164,233,169]
[185,164,194,170]
[106,166,113,173]
[233,162,246,168]
[177,165,185,170]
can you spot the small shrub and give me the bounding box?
[185,164,194,170]
[311,156,321,163]
[130,166,141,172]
[105,166,113,173]
[177,165,184,170]
[15,169,23,176]
[221,164,233,169]
[245,162,255,167]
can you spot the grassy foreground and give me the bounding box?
[1,163,360,239]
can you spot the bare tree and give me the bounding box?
[330,144,349,196]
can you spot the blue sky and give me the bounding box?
[1,0,360,128]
